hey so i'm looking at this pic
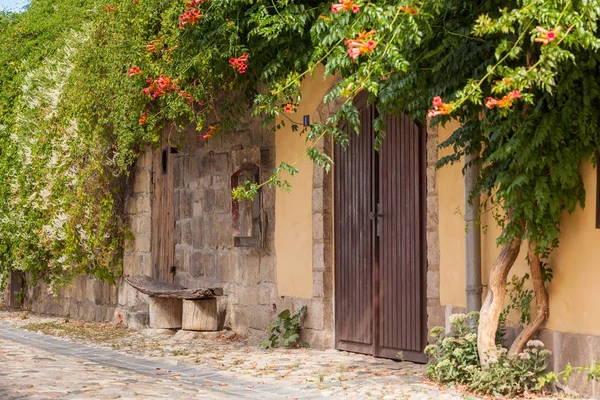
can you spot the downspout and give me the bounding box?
[465,150,482,313]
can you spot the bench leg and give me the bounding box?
[149,297,183,329]
[182,298,218,331]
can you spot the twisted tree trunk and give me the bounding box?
[508,240,549,356]
[478,234,523,365]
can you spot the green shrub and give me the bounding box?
[468,341,551,397]
[426,313,552,397]
[260,306,308,349]
[425,312,480,385]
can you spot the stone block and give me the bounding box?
[173,222,182,246]
[262,186,275,211]
[426,229,440,271]
[125,311,149,329]
[242,250,260,285]
[85,279,96,303]
[203,189,215,213]
[185,154,202,181]
[173,157,183,188]
[181,190,193,219]
[259,255,276,283]
[191,218,204,249]
[135,235,151,253]
[133,169,151,194]
[304,300,324,331]
[182,298,218,331]
[426,195,439,231]
[201,152,214,174]
[258,284,275,306]
[141,254,153,276]
[248,306,271,330]
[80,301,97,321]
[427,270,440,299]
[180,220,192,246]
[192,189,203,217]
[190,251,211,277]
[237,286,259,306]
[126,197,137,215]
[149,297,182,329]
[217,252,237,282]
[74,276,86,302]
[136,147,153,168]
[427,132,440,166]
[226,305,249,335]
[427,304,445,337]
[312,270,324,298]
[214,152,229,172]
[215,189,231,213]
[173,190,181,221]
[137,196,151,213]
[217,215,234,248]
[427,165,437,195]
[312,188,323,213]
[134,215,151,234]
[313,213,324,242]
[204,215,218,249]
[212,175,229,190]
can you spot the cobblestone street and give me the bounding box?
[0,311,578,399]
[0,311,483,399]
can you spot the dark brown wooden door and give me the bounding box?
[152,136,175,283]
[334,95,427,362]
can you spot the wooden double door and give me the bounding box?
[334,94,427,362]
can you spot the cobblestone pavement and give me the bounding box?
[0,311,575,399]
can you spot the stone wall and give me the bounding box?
[114,147,154,328]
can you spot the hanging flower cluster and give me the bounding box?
[178,90,194,104]
[283,103,297,113]
[485,90,521,109]
[145,39,162,54]
[535,26,560,45]
[229,53,249,74]
[331,0,359,14]
[138,110,148,125]
[142,75,179,100]
[398,5,418,15]
[427,96,452,117]
[200,125,218,141]
[345,30,377,61]
[127,66,143,77]
[105,5,117,12]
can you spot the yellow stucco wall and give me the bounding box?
[438,122,600,335]
[274,68,336,298]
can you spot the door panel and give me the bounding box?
[334,98,426,362]
[378,113,426,362]
[334,94,376,354]
[152,137,175,283]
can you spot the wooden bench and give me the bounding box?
[125,275,224,331]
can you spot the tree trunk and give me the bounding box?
[508,240,549,356]
[478,234,523,365]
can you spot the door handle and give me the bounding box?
[369,211,383,220]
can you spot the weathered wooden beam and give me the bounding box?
[125,275,223,299]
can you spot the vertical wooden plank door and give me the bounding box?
[152,137,175,283]
[334,95,427,362]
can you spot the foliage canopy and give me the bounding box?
[0,0,599,292]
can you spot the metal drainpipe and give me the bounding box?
[465,150,482,313]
